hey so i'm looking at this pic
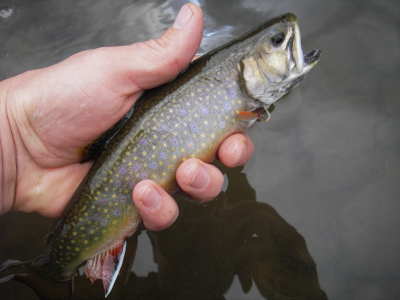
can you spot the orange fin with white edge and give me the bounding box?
[85,241,126,298]
[238,107,271,122]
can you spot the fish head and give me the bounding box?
[238,13,321,106]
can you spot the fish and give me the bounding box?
[0,13,320,299]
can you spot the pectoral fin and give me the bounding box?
[85,241,127,297]
[238,107,270,122]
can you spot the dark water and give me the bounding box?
[1,0,399,299]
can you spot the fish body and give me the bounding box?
[0,13,320,298]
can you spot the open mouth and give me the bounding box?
[304,49,321,66]
[280,49,321,92]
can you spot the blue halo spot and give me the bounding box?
[101,199,108,205]
[160,152,166,159]
[134,164,140,171]
[219,121,226,128]
[141,173,148,179]
[100,219,107,226]
[118,168,126,174]
[115,181,122,188]
[161,124,168,131]
[130,183,136,189]
[190,122,198,132]
[113,210,121,217]
[93,214,100,220]
[120,196,127,203]
[150,162,157,170]
[179,109,186,116]
[171,138,179,145]
[200,107,209,114]
[224,103,231,110]
[229,90,236,97]
[139,138,147,145]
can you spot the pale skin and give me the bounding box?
[0,4,254,231]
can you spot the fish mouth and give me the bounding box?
[280,49,321,93]
[288,49,321,80]
[289,21,320,74]
[304,49,321,67]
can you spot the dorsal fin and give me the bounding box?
[78,106,134,163]
[85,241,127,297]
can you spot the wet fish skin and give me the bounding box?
[0,13,320,298]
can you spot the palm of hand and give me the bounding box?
[7,50,143,217]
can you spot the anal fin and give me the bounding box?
[85,241,127,298]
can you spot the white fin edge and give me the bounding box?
[105,241,126,298]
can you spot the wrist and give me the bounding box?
[0,79,17,215]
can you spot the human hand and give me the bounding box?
[0,4,254,230]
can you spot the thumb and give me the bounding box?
[6,3,203,165]
[125,3,204,90]
[79,3,204,97]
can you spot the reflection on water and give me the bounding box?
[68,163,327,300]
[0,7,13,19]
[0,165,327,300]
[1,0,400,299]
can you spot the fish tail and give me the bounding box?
[0,259,73,300]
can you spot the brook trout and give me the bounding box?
[0,13,320,299]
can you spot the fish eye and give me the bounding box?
[269,30,285,46]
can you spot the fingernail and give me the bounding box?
[172,4,193,29]
[189,163,209,189]
[234,142,248,167]
[141,186,161,209]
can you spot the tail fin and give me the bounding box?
[0,259,72,300]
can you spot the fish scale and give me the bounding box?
[0,13,321,299]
